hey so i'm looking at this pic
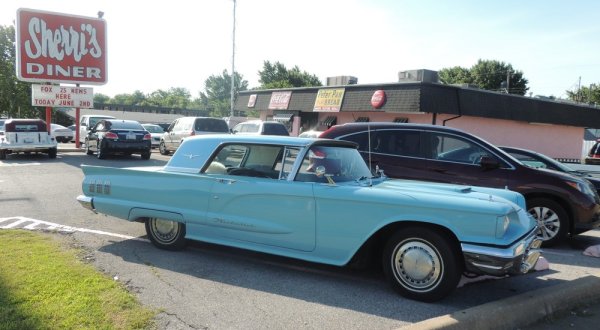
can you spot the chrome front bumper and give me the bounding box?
[77,195,97,214]
[462,229,542,276]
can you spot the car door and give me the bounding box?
[418,131,510,188]
[203,145,316,251]
[163,119,179,150]
[87,121,104,151]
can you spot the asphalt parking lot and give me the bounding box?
[2,144,600,329]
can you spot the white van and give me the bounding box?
[159,117,229,155]
[79,115,115,144]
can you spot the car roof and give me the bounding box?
[184,134,356,148]
[328,122,465,133]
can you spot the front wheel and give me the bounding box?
[145,218,187,251]
[527,198,569,247]
[382,227,462,302]
[159,141,170,155]
[48,147,57,159]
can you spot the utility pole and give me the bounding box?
[230,0,236,117]
[506,70,511,94]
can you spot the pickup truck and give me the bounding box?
[0,119,57,160]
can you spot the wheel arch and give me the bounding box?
[348,220,463,270]
[523,192,574,234]
[128,208,184,224]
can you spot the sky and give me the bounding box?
[2,0,599,100]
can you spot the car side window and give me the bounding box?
[375,130,421,157]
[204,144,288,179]
[433,133,494,164]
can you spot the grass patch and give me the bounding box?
[0,230,155,329]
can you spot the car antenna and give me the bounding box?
[367,123,373,186]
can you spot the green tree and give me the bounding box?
[111,90,147,105]
[258,61,321,89]
[199,70,248,117]
[439,59,529,95]
[93,93,111,104]
[567,84,600,105]
[0,25,38,118]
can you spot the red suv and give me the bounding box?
[320,122,600,246]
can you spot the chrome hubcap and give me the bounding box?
[393,240,441,291]
[151,218,179,243]
[529,206,560,241]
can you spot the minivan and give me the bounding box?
[320,122,600,246]
[159,117,229,155]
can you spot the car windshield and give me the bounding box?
[296,146,373,183]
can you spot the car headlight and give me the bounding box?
[496,215,510,238]
[565,179,597,198]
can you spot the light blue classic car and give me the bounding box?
[77,135,541,302]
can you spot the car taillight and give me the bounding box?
[143,134,151,140]
[105,132,118,139]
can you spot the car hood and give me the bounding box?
[372,178,526,212]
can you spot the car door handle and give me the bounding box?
[217,178,236,185]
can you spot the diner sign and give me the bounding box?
[16,8,107,85]
[313,88,345,112]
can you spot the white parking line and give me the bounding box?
[0,162,41,166]
[0,216,147,241]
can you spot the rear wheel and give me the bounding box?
[48,147,57,159]
[159,141,170,155]
[85,139,94,155]
[527,198,569,246]
[141,150,151,160]
[0,149,6,160]
[145,218,187,250]
[382,227,462,302]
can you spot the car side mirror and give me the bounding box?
[480,156,500,169]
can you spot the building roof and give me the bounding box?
[234,82,600,129]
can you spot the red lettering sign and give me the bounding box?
[16,8,107,85]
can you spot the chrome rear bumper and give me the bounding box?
[462,229,542,276]
[76,195,97,214]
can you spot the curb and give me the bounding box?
[401,274,600,330]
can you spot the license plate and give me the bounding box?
[126,134,136,140]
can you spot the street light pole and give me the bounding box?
[230,0,236,117]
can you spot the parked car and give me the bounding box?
[232,120,290,136]
[299,130,325,138]
[585,139,600,165]
[51,123,74,143]
[77,135,541,302]
[159,117,229,155]
[85,119,151,160]
[141,123,165,148]
[319,123,600,246]
[500,146,600,193]
[0,119,57,159]
[79,115,116,144]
